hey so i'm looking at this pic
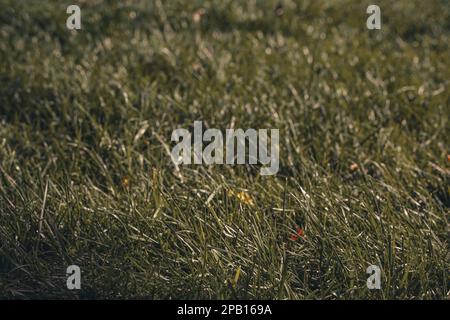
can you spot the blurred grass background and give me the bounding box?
[0,0,448,299]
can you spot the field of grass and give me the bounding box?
[0,0,448,299]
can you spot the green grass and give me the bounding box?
[0,0,448,299]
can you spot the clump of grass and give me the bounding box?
[0,0,448,299]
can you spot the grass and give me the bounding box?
[0,0,448,299]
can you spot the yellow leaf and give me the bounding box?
[232,266,241,288]
[234,191,255,206]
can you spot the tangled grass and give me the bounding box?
[0,0,448,299]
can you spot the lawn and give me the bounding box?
[0,0,448,299]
